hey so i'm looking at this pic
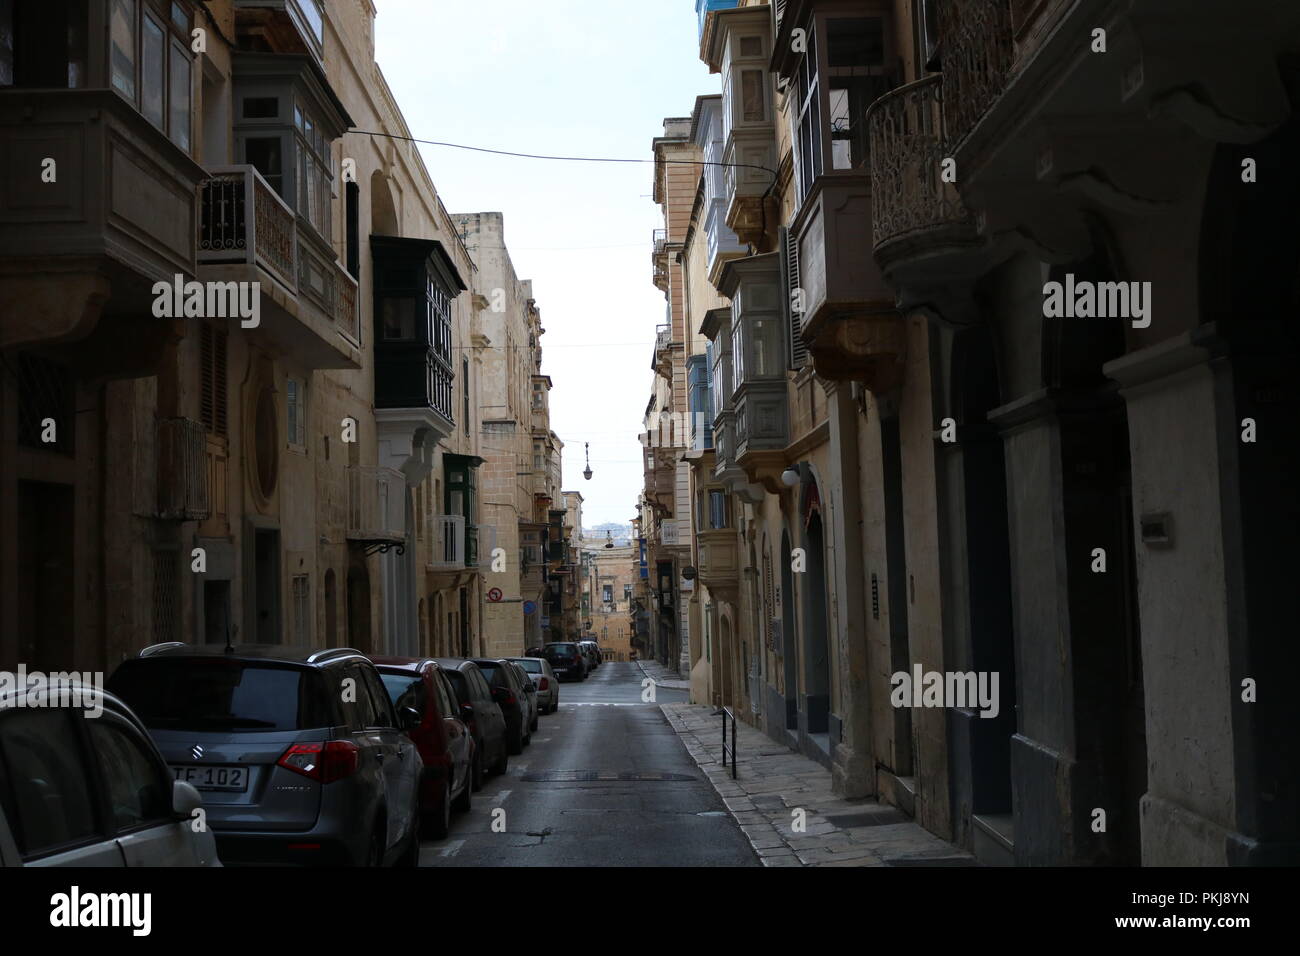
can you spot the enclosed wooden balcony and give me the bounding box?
[0,89,204,371]
[234,0,326,68]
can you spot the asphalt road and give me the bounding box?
[417,661,759,866]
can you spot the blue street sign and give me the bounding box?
[523,601,537,615]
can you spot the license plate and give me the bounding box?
[171,764,248,792]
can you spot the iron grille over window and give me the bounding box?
[152,549,179,643]
[16,353,74,454]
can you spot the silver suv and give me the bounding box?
[0,682,219,867]
[109,644,422,867]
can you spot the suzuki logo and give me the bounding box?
[191,744,204,759]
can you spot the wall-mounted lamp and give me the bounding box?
[783,461,810,487]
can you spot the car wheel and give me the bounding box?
[453,768,472,813]
[424,780,451,841]
[471,749,485,792]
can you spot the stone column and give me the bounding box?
[824,380,874,797]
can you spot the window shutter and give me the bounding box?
[780,226,807,369]
[200,323,228,437]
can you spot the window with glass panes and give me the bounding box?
[294,98,332,240]
[793,23,821,203]
[100,1,192,150]
[791,13,893,199]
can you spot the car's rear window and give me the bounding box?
[475,662,509,688]
[109,659,328,732]
[379,673,426,716]
[513,659,543,673]
[544,645,577,658]
[444,669,470,702]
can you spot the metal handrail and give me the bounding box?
[715,705,738,779]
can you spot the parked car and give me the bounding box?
[524,646,544,658]
[471,659,532,754]
[509,656,559,714]
[372,657,474,840]
[109,644,423,867]
[0,681,220,867]
[584,641,604,666]
[508,661,540,733]
[577,641,600,673]
[541,642,587,681]
[436,659,509,779]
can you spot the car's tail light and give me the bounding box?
[278,740,359,783]
[539,678,549,691]
[504,694,516,706]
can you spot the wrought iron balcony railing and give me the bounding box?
[199,165,297,291]
[867,74,975,257]
[199,164,360,347]
[940,0,1015,151]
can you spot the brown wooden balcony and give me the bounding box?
[0,89,204,370]
[867,75,979,270]
[198,165,360,370]
[234,0,326,67]
[790,171,906,392]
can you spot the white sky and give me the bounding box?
[373,0,715,526]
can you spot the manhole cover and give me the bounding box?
[520,770,695,782]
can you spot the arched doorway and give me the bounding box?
[370,169,399,237]
[719,614,733,705]
[1186,122,1300,863]
[949,324,1017,844]
[1042,237,1144,865]
[800,481,831,740]
[780,529,799,732]
[346,561,371,654]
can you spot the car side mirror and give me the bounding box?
[172,780,203,821]
[400,706,422,731]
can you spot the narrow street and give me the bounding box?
[419,663,759,866]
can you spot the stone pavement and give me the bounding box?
[661,703,976,867]
[635,658,691,691]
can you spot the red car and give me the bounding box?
[372,657,475,840]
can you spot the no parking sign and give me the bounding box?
[487,587,503,602]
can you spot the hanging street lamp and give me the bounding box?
[583,442,593,481]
